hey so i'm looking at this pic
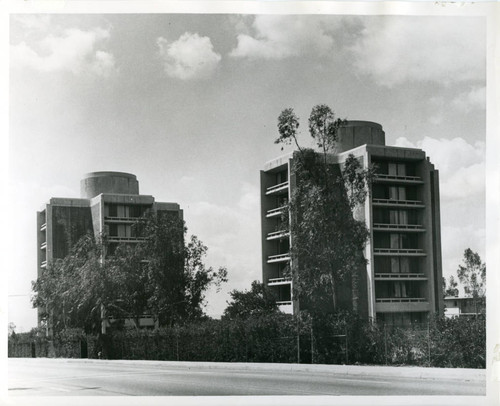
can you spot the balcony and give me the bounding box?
[375,273,427,280]
[376,298,430,313]
[107,236,147,243]
[374,174,423,185]
[268,277,292,286]
[277,301,293,314]
[105,216,145,224]
[266,206,287,218]
[373,223,425,232]
[266,181,289,196]
[372,198,425,209]
[376,297,427,303]
[41,260,47,268]
[40,241,47,250]
[267,230,290,240]
[374,248,426,256]
[267,253,291,263]
[40,223,47,231]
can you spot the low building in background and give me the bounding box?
[36,171,182,328]
[260,121,444,326]
[444,296,485,318]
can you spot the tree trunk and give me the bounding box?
[331,278,337,311]
[352,270,359,315]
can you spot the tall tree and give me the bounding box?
[275,105,373,316]
[443,275,459,298]
[32,214,227,334]
[456,248,486,314]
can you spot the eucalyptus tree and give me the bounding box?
[275,105,373,316]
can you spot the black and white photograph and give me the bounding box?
[3,2,497,404]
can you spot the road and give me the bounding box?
[8,358,485,397]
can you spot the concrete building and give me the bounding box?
[37,171,182,327]
[444,296,485,318]
[260,121,443,326]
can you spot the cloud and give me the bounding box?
[230,15,336,60]
[452,86,486,113]
[394,136,485,201]
[12,14,51,32]
[350,17,485,87]
[157,32,221,80]
[11,27,116,77]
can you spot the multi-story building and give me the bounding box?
[260,121,443,326]
[37,171,182,328]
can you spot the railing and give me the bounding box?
[40,242,47,249]
[376,298,427,303]
[266,206,287,217]
[41,261,47,268]
[375,273,427,279]
[107,236,147,242]
[277,300,293,306]
[267,230,290,240]
[40,223,47,231]
[267,253,291,263]
[372,198,424,207]
[104,216,145,222]
[373,223,424,231]
[374,174,422,182]
[268,277,292,284]
[374,248,425,255]
[266,181,289,195]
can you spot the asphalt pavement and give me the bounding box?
[7,358,486,398]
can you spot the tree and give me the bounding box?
[456,248,486,314]
[8,322,16,337]
[223,281,279,320]
[443,275,459,298]
[32,213,227,334]
[275,105,373,316]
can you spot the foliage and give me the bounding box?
[9,313,485,368]
[457,248,486,299]
[223,281,279,320]
[308,104,346,154]
[428,314,486,368]
[456,248,486,316]
[443,275,459,298]
[31,213,227,334]
[275,105,373,316]
[276,108,301,151]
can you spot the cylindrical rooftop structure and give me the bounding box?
[336,120,385,153]
[80,171,139,199]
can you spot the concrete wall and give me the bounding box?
[81,172,139,199]
[336,121,385,153]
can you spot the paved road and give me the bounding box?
[8,358,485,396]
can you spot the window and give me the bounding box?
[388,162,406,176]
[276,170,288,184]
[390,257,411,273]
[389,186,406,201]
[117,205,130,218]
[107,204,117,217]
[389,210,408,225]
[389,233,418,249]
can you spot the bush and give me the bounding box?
[8,313,485,368]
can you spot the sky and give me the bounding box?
[7,13,486,333]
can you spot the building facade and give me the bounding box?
[260,121,444,326]
[37,171,182,327]
[444,296,485,318]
